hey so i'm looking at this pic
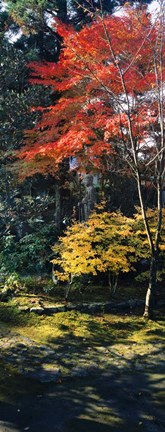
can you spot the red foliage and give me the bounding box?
[18,4,165,176]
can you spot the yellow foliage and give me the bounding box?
[52,208,136,281]
[52,207,165,282]
[131,208,165,258]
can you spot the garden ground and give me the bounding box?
[0,283,164,431]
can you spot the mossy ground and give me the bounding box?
[0,298,164,345]
[0,303,164,364]
[0,284,164,432]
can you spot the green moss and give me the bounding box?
[0,301,164,408]
[1,302,164,348]
[0,302,40,327]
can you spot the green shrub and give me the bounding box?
[0,224,57,274]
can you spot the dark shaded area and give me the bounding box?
[0,360,164,432]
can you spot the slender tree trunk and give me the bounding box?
[55,182,61,230]
[144,0,165,319]
[108,271,118,296]
[135,171,158,319]
[143,251,158,319]
[144,180,163,319]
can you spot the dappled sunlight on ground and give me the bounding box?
[0,297,164,431]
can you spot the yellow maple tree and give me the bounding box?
[52,208,135,295]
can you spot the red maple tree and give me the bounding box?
[20,6,163,172]
[19,3,165,317]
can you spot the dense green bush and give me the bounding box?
[0,224,57,274]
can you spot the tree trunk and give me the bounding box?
[54,182,61,230]
[108,271,118,296]
[143,252,158,319]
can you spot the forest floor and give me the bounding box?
[0,283,164,431]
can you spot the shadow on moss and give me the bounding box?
[0,303,39,326]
